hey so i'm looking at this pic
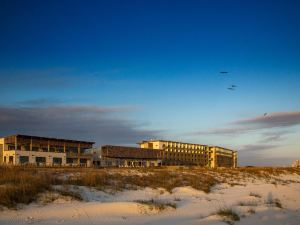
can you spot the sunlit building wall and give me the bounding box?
[139,140,237,168]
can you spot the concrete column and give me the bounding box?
[78,143,81,165]
[30,138,32,152]
[15,136,17,150]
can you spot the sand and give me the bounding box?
[1,173,300,225]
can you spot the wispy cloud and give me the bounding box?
[0,67,126,90]
[240,144,279,152]
[194,110,300,136]
[234,111,300,129]
[259,130,292,143]
[0,105,162,146]
[17,98,65,106]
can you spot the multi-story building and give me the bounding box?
[139,140,209,166]
[139,140,237,168]
[90,145,163,167]
[0,134,94,167]
[292,160,300,168]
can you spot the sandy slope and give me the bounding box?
[1,174,300,225]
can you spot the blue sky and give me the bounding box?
[0,0,300,165]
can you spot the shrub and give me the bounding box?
[0,167,52,208]
[136,199,176,212]
[217,207,240,224]
[249,192,262,198]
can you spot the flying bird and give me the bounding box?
[220,71,229,74]
[264,113,268,117]
[227,84,237,91]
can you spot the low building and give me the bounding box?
[139,140,237,168]
[91,145,163,167]
[0,134,94,167]
[292,160,300,168]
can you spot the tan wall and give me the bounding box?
[140,140,237,168]
[100,157,162,167]
[3,150,66,166]
[140,141,209,166]
[209,147,237,168]
[0,138,4,164]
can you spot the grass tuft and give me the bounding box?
[217,207,240,225]
[249,192,262,198]
[136,199,176,212]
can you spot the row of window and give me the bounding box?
[163,144,207,150]
[5,145,87,153]
[164,154,207,162]
[164,149,207,154]
[3,156,63,165]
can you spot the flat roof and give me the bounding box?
[138,140,236,152]
[210,146,236,152]
[2,134,95,145]
[138,139,208,146]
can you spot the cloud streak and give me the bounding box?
[240,144,279,152]
[0,105,162,146]
[194,110,300,135]
[234,111,300,129]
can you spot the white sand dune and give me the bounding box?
[1,174,300,225]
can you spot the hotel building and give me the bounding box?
[0,134,94,167]
[139,140,237,168]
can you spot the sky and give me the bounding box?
[0,0,300,166]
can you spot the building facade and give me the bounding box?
[139,140,237,168]
[209,146,237,168]
[292,160,300,168]
[91,145,163,167]
[0,134,94,167]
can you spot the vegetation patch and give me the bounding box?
[0,166,55,208]
[274,198,283,208]
[0,166,299,208]
[136,199,176,212]
[249,192,262,198]
[238,200,258,206]
[247,208,256,214]
[216,207,240,225]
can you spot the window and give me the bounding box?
[66,158,73,164]
[36,157,46,165]
[80,158,87,164]
[53,157,62,165]
[19,156,29,164]
[9,156,14,163]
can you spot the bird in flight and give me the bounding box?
[220,71,229,74]
[227,84,237,91]
[263,113,268,117]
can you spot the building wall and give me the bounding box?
[139,140,237,168]
[292,160,300,168]
[0,138,4,164]
[2,150,66,166]
[90,146,163,167]
[209,146,237,168]
[0,135,94,167]
[100,156,161,167]
[139,140,209,166]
